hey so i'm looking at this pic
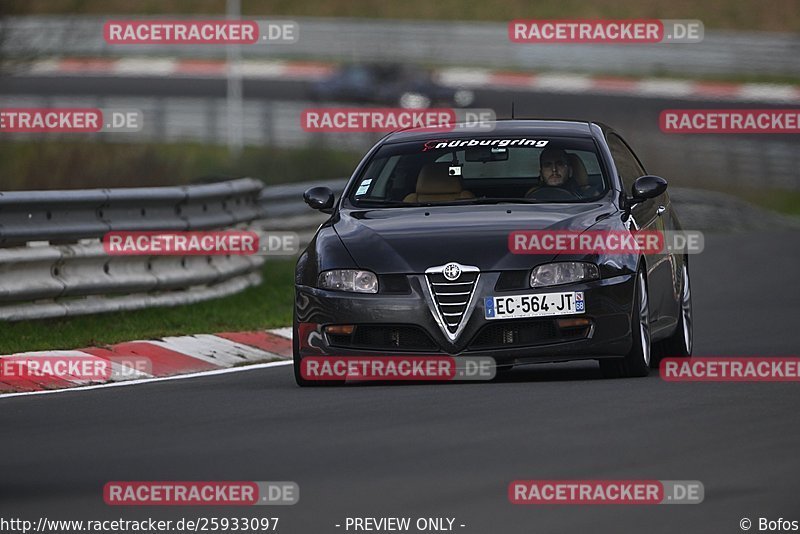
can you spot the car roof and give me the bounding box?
[381,119,603,144]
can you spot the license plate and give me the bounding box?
[484,292,584,320]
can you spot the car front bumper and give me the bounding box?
[294,272,636,366]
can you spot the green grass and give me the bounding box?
[0,140,361,190]
[0,260,296,354]
[4,0,799,32]
[732,188,800,217]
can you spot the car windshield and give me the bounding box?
[346,136,609,207]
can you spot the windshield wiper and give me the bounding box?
[352,200,427,207]
[450,197,544,205]
[351,197,545,208]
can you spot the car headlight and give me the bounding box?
[530,262,599,288]
[318,270,378,293]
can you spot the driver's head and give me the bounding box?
[539,148,572,187]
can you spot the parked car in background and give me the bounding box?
[310,63,475,109]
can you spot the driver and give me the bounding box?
[539,147,573,188]
[526,147,588,198]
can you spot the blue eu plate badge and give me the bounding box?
[484,297,495,318]
[575,292,585,312]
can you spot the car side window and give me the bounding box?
[355,156,400,198]
[607,134,646,193]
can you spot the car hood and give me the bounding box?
[334,203,618,273]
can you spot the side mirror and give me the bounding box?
[631,175,667,201]
[303,186,335,213]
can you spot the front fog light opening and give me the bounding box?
[557,318,591,329]
[325,324,355,335]
[325,324,357,346]
[556,317,593,339]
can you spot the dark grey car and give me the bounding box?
[293,120,692,386]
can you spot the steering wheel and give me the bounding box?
[526,186,580,201]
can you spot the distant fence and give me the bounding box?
[2,16,800,77]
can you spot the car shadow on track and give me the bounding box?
[294,361,662,387]
[495,361,605,383]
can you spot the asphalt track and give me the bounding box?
[1,230,799,533]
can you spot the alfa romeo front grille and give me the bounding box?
[424,263,480,341]
[468,319,560,350]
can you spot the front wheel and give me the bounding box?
[292,317,338,387]
[293,353,311,387]
[293,353,341,387]
[651,261,692,367]
[292,317,312,387]
[600,269,651,378]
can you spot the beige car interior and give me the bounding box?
[403,163,476,202]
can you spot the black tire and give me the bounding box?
[651,261,692,367]
[292,317,339,387]
[293,351,312,387]
[490,364,513,382]
[599,269,651,378]
[293,352,341,387]
[292,315,311,387]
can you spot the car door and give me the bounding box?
[606,133,673,327]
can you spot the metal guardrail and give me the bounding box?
[0,178,264,246]
[257,179,345,218]
[0,178,267,321]
[2,16,800,77]
[252,179,346,250]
